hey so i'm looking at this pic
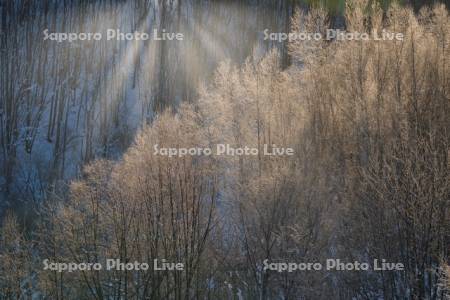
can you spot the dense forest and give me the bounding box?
[0,0,449,299]
[0,0,293,208]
